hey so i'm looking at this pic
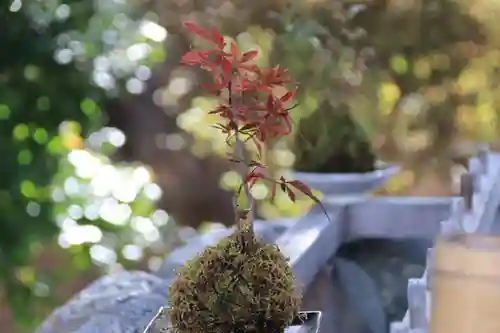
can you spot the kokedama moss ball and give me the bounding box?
[167,229,300,333]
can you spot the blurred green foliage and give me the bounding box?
[1,1,167,330]
[292,102,375,173]
[274,16,376,173]
[348,1,500,195]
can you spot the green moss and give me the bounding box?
[292,102,375,173]
[168,229,300,333]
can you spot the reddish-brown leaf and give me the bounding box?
[243,172,255,185]
[285,185,296,202]
[231,41,239,59]
[280,88,297,103]
[249,177,259,188]
[183,22,213,41]
[210,26,225,49]
[281,114,292,135]
[266,94,274,110]
[199,82,223,95]
[199,61,220,76]
[244,170,265,189]
[214,72,224,86]
[237,63,260,75]
[287,180,330,221]
[279,176,287,192]
[180,50,204,65]
[183,22,225,49]
[287,180,313,197]
[241,50,258,63]
[258,66,294,86]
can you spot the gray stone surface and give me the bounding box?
[475,152,500,233]
[276,205,344,289]
[293,165,398,196]
[332,257,387,333]
[492,206,500,236]
[35,271,171,333]
[319,196,458,242]
[336,239,429,325]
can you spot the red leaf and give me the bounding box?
[183,22,214,41]
[231,41,239,59]
[221,58,233,83]
[244,170,265,189]
[285,185,296,202]
[199,61,218,73]
[232,79,252,92]
[183,22,225,49]
[211,26,225,49]
[211,69,224,86]
[180,50,203,65]
[199,82,223,95]
[281,114,292,135]
[280,88,297,103]
[249,177,259,188]
[238,63,259,74]
[287,180,331,221]
[241,50,259,63]
[243,172,254,185]
[287,180,313,197]
[266,94,274,110]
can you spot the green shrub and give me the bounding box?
[292,102,375,173]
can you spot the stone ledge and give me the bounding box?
[35,271,171,333]
[293,165,398,195]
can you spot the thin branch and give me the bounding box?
[228,81,255,238]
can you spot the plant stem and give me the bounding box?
[228,81,255,238]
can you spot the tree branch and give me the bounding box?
[228,81,255,239]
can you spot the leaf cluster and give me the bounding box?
[180,21,327,215]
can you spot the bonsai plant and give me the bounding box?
[143,21,324,333]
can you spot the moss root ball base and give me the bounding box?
[168,230,300,333]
